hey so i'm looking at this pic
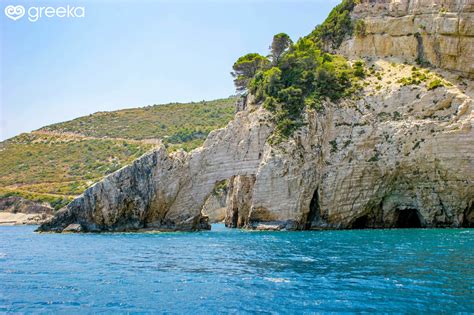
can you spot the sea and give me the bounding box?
[1,224,473,313]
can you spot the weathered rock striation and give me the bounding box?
[339,0,474,78]
[37,107,273,232]
[38,0,474,233]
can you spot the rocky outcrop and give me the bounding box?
[38,59,473,232]
[37,107,273,232]
[225,175,256,228]
[0,196,54,225]
[338,0,474,78]
[249,79,472,230]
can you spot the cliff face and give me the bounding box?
[38,60,474,232]
[339,0,474,78]
[242,66,473,230]
[37,107,273,232]
[38,0,474,233]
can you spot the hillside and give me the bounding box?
[39,98,236,144]
[0,97,236,209]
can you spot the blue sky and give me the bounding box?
[1,0,339,140]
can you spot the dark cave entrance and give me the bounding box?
[394,209,422,228]
[305,188,320,229]
[351,215,369,229]
[462,203,473,228]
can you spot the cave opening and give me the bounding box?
[305,188,320,229]
[352,215,369,229]
[394,209,422,228]
[462,203,473,228]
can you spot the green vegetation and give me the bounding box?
[353,60,366,78]
[307,0,358,50]
[270,33,293,65]
[397,67,448,90]
[231,54,270,93]
[354,19,366,37]
[0,133,152,209]
[0,190,72,211]
[228,0,367,141]
[234,34,362,141]
[2,97,237,209]
[393,111,402,120]
[330,139,338,153]
[427,79,445,90]
[211,179,228,196]
[40,98,236,144]
[368,151,380,162]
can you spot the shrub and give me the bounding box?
[354,19,366,37]
[329,140,338,153]
[427,79,444,90]
[353,60,366,78]
[308,0,357,49]
[232,36,360,141]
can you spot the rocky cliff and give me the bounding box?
[38,0,473,233]
[339,0,474,78]
[37,108,273,232]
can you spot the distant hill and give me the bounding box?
[0,97,236,209]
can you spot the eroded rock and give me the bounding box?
[338,0,474,78]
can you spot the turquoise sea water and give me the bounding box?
[0,225,473,313]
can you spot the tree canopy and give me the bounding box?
[231,53,270,93]
[307,0,357,50]
[270,33,293,65]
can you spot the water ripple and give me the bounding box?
[0,225,473,313]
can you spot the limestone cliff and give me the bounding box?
[240,63,473,230]
[338,0,474,78]
[37,108,272,232]
[38,0,473,233]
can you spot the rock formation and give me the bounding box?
[37,108,273,232]
[0,196,53,225]
[339,0,474,78]
[38,0,473,232]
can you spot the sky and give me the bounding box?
[0,0,339,140]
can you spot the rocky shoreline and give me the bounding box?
[0,196,53,225]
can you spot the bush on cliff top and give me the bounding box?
[233,34,361,141]
[307,0,358,50]
[231,0,364,141]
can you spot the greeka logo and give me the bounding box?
[4,5,24,20]
[4,4,85,22]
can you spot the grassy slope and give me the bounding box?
[0,97,236,209]
[40,98,236,140]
